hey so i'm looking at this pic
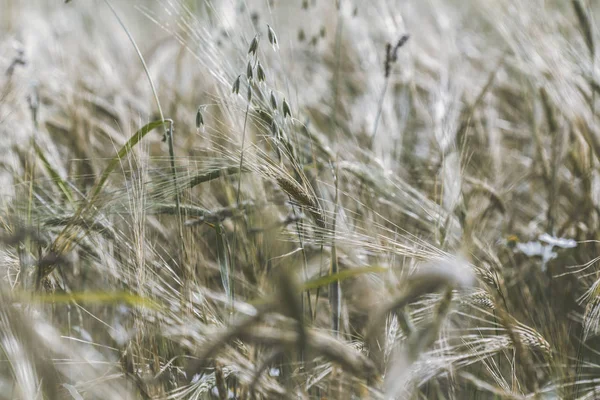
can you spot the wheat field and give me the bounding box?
[1,0,599,399]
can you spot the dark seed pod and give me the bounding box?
[270,119,278,136]
[232,75,241,94]
[298,29,306,42]
[267,24,278,49]
[246,60,253,80]
[270,91,278,111]
[248,35,259,56]
[257,62,266,82]
[392,34,410,61]
[396,34,410,49]
[196,108,204,128]
[384,43,392,78]
[282,98,291,118]
[247,84,253,102]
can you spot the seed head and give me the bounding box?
[396,34,410,50]
[383,34,410,78]
[392,34,410,61]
